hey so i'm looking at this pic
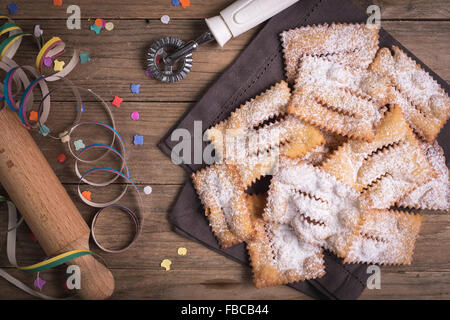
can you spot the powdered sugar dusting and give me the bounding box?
[398,141,449,211]
[264,158,361,256]
[266,223,324,275]
[370,47,450,141]
[345,210,423,265]
[289,56,391,140]
[192,164,253,245]
[281,23,379,82]
[357,139,435,209]
[205,81,291,160]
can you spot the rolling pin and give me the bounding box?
[0,105,114,300]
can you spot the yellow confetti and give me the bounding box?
[177,247,187,256]
[53,59,65,72]
[160,259,172,271]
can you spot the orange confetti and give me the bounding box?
[180,0,190,8]
[82,191,92,201]
[29,111,38,122]
[53,0,63,6]
[94,19,103,27]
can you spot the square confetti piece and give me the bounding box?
[29,111,38,122]
[133,134,144,145]
[112,96,123,107]
[82,191,92,201]
[180,0,190,8]
[53,0,62,6]
[7,3,18,15]
[130,83,141,94]
[79,52,91,64]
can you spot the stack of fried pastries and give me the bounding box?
[192,23,449,288]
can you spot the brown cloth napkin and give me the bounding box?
[158,0,450,300]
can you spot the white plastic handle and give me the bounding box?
[205,0,299,47]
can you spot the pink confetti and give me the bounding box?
[44,57,53,67]
[131,112,140,120]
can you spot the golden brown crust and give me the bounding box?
[369,46,450,142]
[396,141,449,211]
[205,81,291,161]
[320,106,436,209]
[281,23,379,83]
[344,209,423,265]
[233,116,325,187]
[247,219,325,288]
[192,164,254,248]
[288,56,392,141]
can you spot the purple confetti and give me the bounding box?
[34,276,46,290]
[43,57,53,67]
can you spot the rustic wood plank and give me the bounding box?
[1,0,449,300]
[354,0,450,20]
[1,185,448,270]
[1,266,448,299]
[8,0,450,20]
[11,19,258,103]
[9,20,450,104]
[0,185,448,299]
[22,102,189,184]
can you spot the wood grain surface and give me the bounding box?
[0,0,448,300]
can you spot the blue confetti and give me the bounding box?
[74,139,86,151]
[172,0,181,6]
[39,125,50,137]
[130,84,141,95]
[79,52,91,64]
[76,104,85,112]
[90,24,102,34]
[7,3,18,14]
[133,134,144,146]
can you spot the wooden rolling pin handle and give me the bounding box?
[61,236,115,300]
[0,106,114,299]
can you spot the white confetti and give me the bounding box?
[143,186,152,195]
[161,15,170,24]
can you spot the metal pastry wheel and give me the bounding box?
[145,36,194,83]
[146,0,299,83]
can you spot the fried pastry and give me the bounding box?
[288,56,392,141]
[281,23,379,83]
[320,106,436,209]
[206,81,325,186]
[369,47,450,141]
[247,219,325,288]
[263,157,361,257]
[397,141,449,211]
[345,209,423,265]
[192,164,254,248]
[205,81,291,161]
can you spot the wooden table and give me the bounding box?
[0,0,448,299]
